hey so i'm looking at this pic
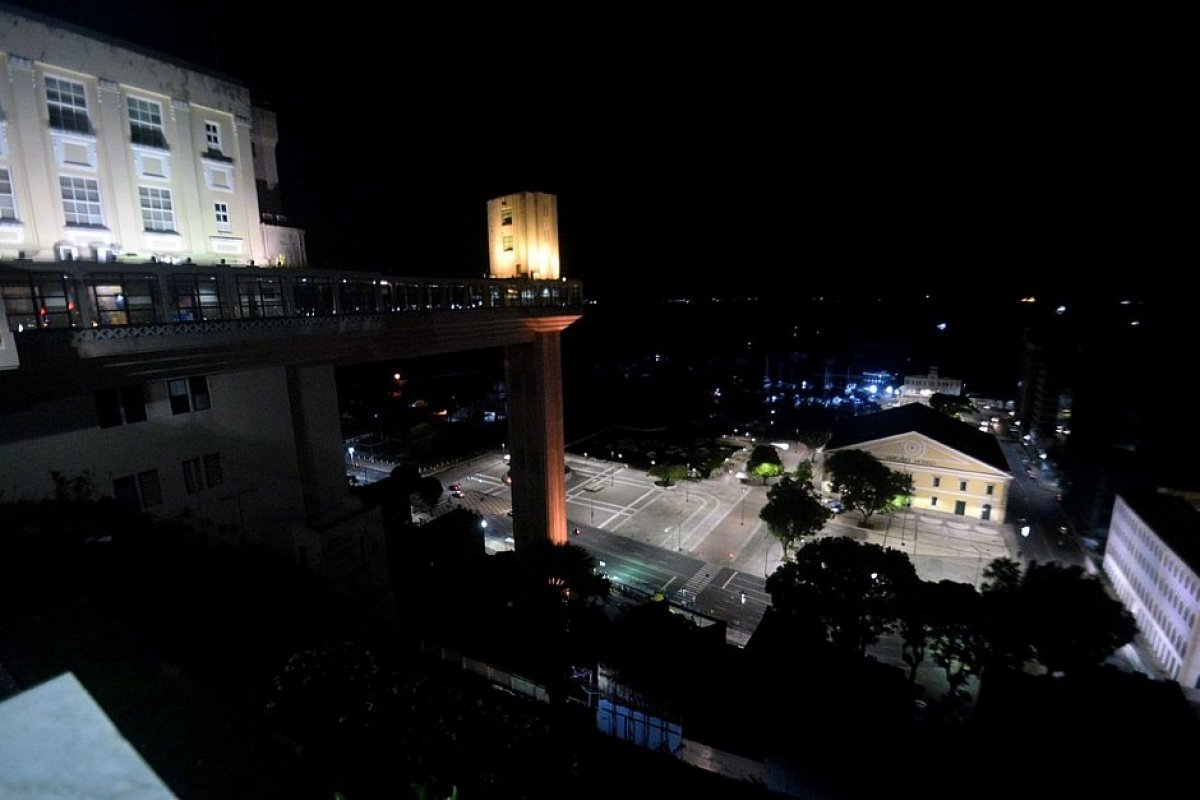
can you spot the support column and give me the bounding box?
[286,363,352,524]
[505,330,568,548]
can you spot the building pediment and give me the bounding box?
[840,433,1010,478]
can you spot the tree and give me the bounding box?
[930,393,975,419]
[978,557,1031,675]
[415,475,443,510]
[1021,562,1136,677]
[766,536,918,656]
[925,580,984,699]
[759,476,831,561]
[747,444,784,484]
[897,582,929,684]
[796,429,831,462]
[792,461,814,486]
[648,463,688,487]
[825,449,914,526]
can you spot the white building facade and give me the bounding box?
[899,367,962,405]
[1103,494,1200,688]
[0,9,303,267]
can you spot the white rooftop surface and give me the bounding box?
[0,672,177,799]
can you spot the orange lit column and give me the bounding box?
[504,320,575,548]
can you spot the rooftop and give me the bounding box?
[827,403,1009,473]
[1119,492,1200,577]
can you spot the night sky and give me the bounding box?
[5,2,1187,299]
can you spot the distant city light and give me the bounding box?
[1130,320,1140,327]
[1020,297,1037,304]
[936,322,948,331]
[1055,305,1067,315]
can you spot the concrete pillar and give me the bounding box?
[505,330,568,548]
[285,363,351,524]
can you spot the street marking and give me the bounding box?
[661,576,676,592]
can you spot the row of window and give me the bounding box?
[926,496,993,519]
[930,475,995,495]
[114,452,223,511]
[1107,531,1197,638]
[1,270,581,331]
[1107,562,1196,686]
[95,376,210,428]
[1113,503,1200,601]
[0,167,231,234]
[44,75,226,154]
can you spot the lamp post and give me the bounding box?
[740,488,748,526]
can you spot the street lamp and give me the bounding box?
[740,488,748,526]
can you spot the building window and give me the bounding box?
[95,385,147,428]
[0,168,18,221]
[138,186,176,232]
[169,275,224,322]
[502,234,513,252]
[45,76,92,134]
[203,452,223,487]
[182,457,204,494]
[127,97,167,149]
[986,484,995,496]
[60,175,104,226]
[168,375,212,414]
[932,476,941,488]
[501,208,512,225]
[204,121,221,151]
[183,452,222,493]
[930,496,938,507]
[137,469,163,507]
[214,202,231,232]
[86,274,160,326]
[237,276,284,317]
[959,480,968,492]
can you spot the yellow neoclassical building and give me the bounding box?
[824,404,1011,523]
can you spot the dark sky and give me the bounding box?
[6,2,1187,299]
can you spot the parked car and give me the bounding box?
[825,499,845,514]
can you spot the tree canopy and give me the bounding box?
[747,445,784,484]
[648,463,688,487]
[825,449,914,525]
[759,476,831,561]
[766,536,918,656]
[796,429,832,462]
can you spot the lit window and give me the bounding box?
[45,76,91,134]
[127,97,167,149]
[0,168,17,221]
[204,121,221,151]
[214,202,231,232]
[501,207,512,225]
[502,234,513,252]
[138,186,175,232]
[60,175,104,226]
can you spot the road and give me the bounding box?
[996,438,1085,568]
[428,452,775,643]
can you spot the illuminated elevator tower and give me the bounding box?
[487,192,561,280]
